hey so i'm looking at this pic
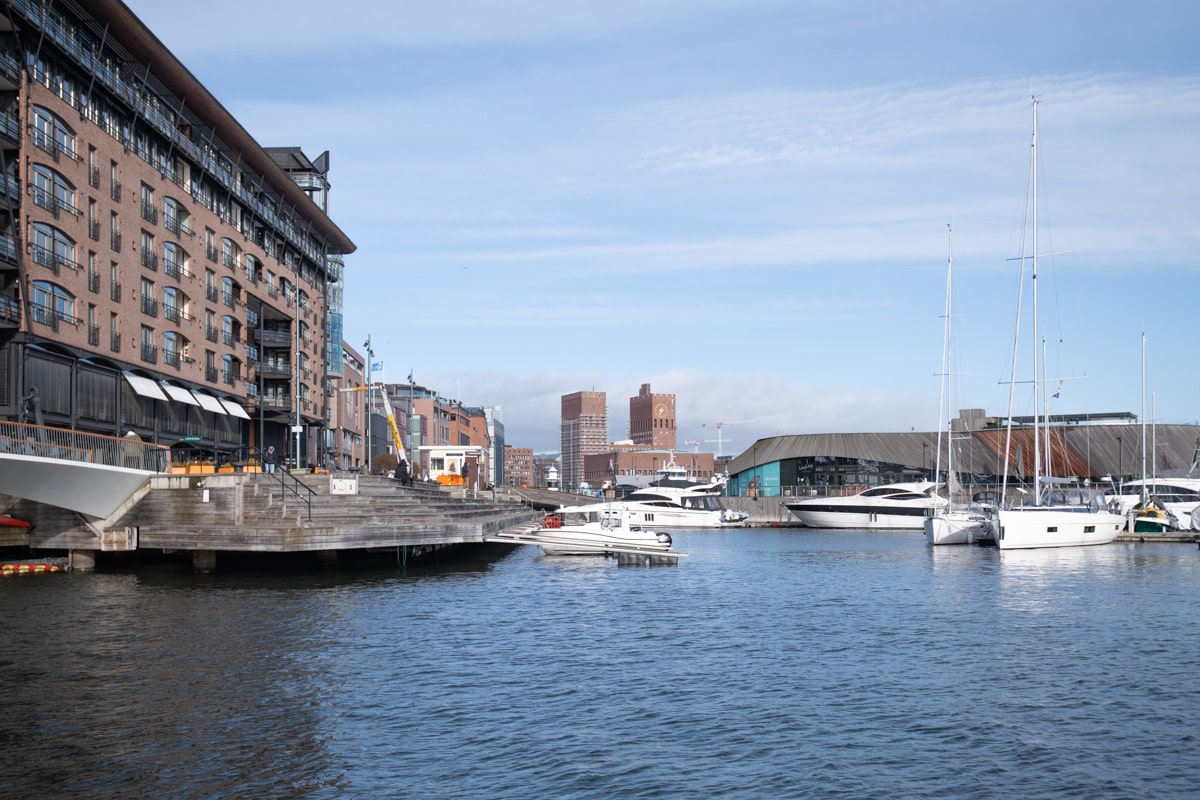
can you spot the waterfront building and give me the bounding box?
[0,1,354,467]
[628,382,675,450]
[725,409,1200,499]
[504,445,534,488]
[328,341,367,471]
[560,390,607,492]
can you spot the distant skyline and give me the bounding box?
[129,0,1200,453]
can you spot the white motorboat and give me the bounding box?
[620,484,749,528]
[784,481,946,530]
[993,99,1124,550]
[531,504,673,556]
[924,224,996,546]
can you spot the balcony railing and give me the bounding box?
[140,249,158,271]
[140,343,158,364]
[140,201,158,224]
[110,232,122,252]
[87,324,100,346]
[110,280,122,303]
[110,180,122,202]
[88,219,100,241]
[88,165,100,188]
[88,271,100,293]
[164,304,180,324]
[140,297,158,317]
[110,331,121,352]
[164,350,181,369]
[205,366,218,382]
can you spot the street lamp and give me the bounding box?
[363,337,373,471]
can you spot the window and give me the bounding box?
[164,196,190,234]
[31,164,77,216]
[220,237,239,270]
[140,229,157,270]
[163,286,180,323]
[221,314,240,346]
[31,105,77,159]
[30,223,76,272]
[30,280,75,326]
[140,277,157,317]
[164,241,189,279]
[140,183,156,223]
[140,325,157,364]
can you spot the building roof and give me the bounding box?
[77,0,355,254]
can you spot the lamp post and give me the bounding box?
[923,441,929,479]
[407,370,415,478]
[363,336,373,471]
[1117,435,1123,481]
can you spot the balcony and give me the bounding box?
[140,297,158,317]
[164,350,181,369]
[87,323,100,346]
[88,271,100,293]
[110,280,122,303]
[140,201,158,225]
[110,180,122,202]
[140,343,158,364]
[164,259,182,280]
[88,166,100,188]
[110,331,121,352]
[164,304,180,324]
[110,232,122,252]
[205,286,219,303]
[205,366,219,382]
[221,291,238,309]
[140,249,158,271]
[205,325,218,343]
[88,219,100,241]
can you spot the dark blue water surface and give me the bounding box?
[3,531,1198,799]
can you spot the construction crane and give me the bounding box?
[701,420,754,458]
[344,383,408,464]
[684,438,733,453]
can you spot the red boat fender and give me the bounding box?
[543,515,562,529]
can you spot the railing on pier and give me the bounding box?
[0,421,169,471]
[247,446,314,520]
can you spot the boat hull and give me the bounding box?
[924,511,994,545]
[995,508,1125,550]
[785,504,940,530]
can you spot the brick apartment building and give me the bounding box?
[0,0,354,468]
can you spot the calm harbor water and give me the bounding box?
[3,530,1198,799]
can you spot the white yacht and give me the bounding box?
[531,505,673,556]
[992,100,1125,550]
[784,482,946,530]
[620,484,749,528]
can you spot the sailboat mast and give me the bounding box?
[1030,98,1042,502]
[1141,331,1147,502]
[934,224,952,494]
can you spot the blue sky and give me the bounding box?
[128,0,1200,454]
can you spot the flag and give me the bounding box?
[1053,380,1062,399]
[371,361,384,373]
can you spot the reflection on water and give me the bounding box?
[2,532,1198,799]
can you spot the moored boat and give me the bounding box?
[992,99,1125,550]
[785,481,946,530]
[530,505,673,556]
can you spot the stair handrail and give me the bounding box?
[249,446,314,520]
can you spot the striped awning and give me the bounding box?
[123,372,168,402]
[192,392,228,415]
[219,399,251,419]
[160,383,200,406]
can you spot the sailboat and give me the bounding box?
[925,225,995,545]
[993,99,1125,550]
[1123,348,1180,533]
